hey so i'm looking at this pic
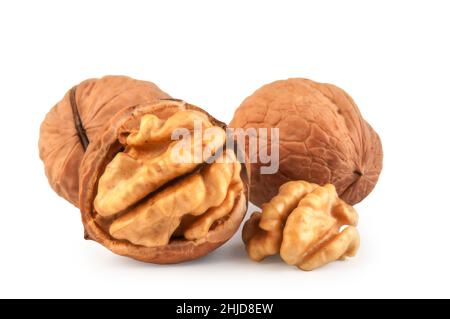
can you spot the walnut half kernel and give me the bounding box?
[80,102,248,263]
[242,181,360,271]
[95,109,242,247]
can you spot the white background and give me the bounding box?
[1,0,449,298]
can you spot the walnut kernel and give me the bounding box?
[243,181,359,270]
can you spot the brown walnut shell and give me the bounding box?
[79,100,249,264]
[229,78,383,207]
[38,75,170,206]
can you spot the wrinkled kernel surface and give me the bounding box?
[94,110,226,216]
[243,181,359,271]
[110,151,241,247]
[93,110,243,248]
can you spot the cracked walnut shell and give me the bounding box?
[242,181,359,270]
[79,100,249,263]
[39,76,170,207]
[230,78,383,207]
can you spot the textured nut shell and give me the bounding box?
[230,78,383,207]
[79,101,249,264]
[38,76,170,206]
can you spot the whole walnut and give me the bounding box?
[229,78,383,207]
[39,76,170,206]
